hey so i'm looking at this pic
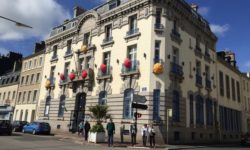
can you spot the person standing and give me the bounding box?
[148,124,156,148]
[106,119,115,147]
[78,121,84,136]
[84,121,91,141]
[130,121,137,146]
[141,124,148,147]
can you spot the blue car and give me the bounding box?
[22,122,51,135]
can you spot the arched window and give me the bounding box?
[99,91,107,105]
[44,96,51,117]
[196,95,204,125]
[58,95,66,117]
[173,90,180,122]
[123,88,134,119]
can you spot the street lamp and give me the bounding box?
[0,16,32,28]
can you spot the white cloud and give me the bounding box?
[0,47,9,55]
[210,24,230,36]
[198,7,209,16]
[0,0,71,41]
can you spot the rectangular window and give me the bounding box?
[21,76,24,85]
[24,62,27,70]
[26,75,29,85]
[205,66,210,80]
[105,24,112,41]
[34,59,37,68]
[33,90,37,102]
[153,89,160,121]
[196,35,201,48]
[206,99,213,126]
[226,75,230,99]
[18,92,22,103]
[52,45,58,59]
[66,39,72,54]
[50,66,56,84]
[190,95,194,124]
[129,15,137,33]
[12,91,16,100]
[27,91,31,103]
[172,48,179,64]
[83,32,90,45]
[64,62,70,81]
[29,60,32,69]
[155,8,162,27]
[231,78,236,100]
[196,61,201,75]
[3,92,5,100]
[219,71,224,96]
[30,74,34,84]
[39,57,43,66]
[36,73,40,83]
[127,45,137,70]
[85,56,91,69]
[154,41,160,64]
[103,52,111,66]
[236,81,240,102]
[79,58,84,71]
[23,92,26,103]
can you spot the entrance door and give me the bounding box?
[71,93,86,132]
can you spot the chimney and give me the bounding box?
[73,6,86,18]
[191,4,199,12]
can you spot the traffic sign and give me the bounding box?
[133,94,147,103]
[132,103,148,110]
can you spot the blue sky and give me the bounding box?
[0,0,249,72]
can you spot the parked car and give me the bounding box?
[241,133,250,145]
[0,120,12,135]
[22,122,51,135]
[12,121,28,132]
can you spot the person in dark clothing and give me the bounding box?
[106,119,115,147]
[130,121,137,146]
[84,121,91,141]
[148,124,156,148]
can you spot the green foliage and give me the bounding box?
[89,122,105,133]
[88,105,110,122]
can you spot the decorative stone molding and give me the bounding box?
[96,82,112,96]
[120,78,140,94]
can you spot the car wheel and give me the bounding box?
[32,129,36,135]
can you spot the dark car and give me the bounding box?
[0,120,12,135]
[23,122,51,135]
[241,133,250,145]
[12,121,28,132]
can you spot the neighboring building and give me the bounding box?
[13,42,45,122]
[216,51,242,142]
[0,52,22,76]
[37,0,247,144]
[0,60,22,120]
[241,72,250,134]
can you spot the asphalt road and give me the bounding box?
[1,132,250,150]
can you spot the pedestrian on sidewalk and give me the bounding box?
[106,118,115,147]
[78,121,84,137]
[130,121,137,146]
[141,124,148,147]
[148,124,156,148]
[84,121,91,141]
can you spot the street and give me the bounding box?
[1,133,250,150]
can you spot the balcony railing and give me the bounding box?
[171,62,183,77]
[121,60,139,74]
[154,23,164,31]
[171,29,181,38]
[65,49,72,55]
[50,55,58,62]
[196,74,203,86]
[101,37,114,47]
[126,28,139,36]
[206,79,211,89]
[171,29,182,44]
[97,65,112,78]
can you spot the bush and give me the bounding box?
[89,122,105,133]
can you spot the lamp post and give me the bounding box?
[0,16,32,28]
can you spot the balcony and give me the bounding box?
[50,55,58,62]
[120,60,140,78]
[170,62,183,82]
[101,36,114,47]
[124,28,141,40]
[204,51,212,62]
[96,65,112,82]
[205,79,212,90]
[196,74,203,87]
[64,49,73,58]
[154,23,164,32]
[171,29,182,44]
[194,46,202,58]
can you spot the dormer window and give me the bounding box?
[109,0,120,10]
[83,32,90,46]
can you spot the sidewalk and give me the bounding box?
[53,132,209,150]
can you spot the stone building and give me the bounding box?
[37,0,246,144]
[13,42,45,122]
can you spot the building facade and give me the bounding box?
[37,0,247,144]
[14,42,45,123]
